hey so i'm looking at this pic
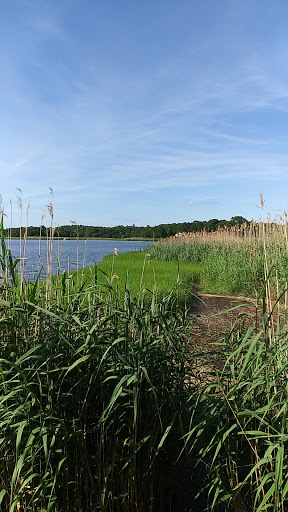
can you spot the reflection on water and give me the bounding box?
[5,239,152,280]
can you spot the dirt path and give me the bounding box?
[189,293,260,352]
[177,295,261,511]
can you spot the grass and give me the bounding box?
[80,250,202,305]
[0,216,195,512]
[144,212,288,510]
[3,191,288,511]
[148,220,288,297]
[186,303,288,512]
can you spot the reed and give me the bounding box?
[0,211,193,512]
[147,200,288,511]
[185,292,288,511]
[3,192,288,511]
[148,218,288,297]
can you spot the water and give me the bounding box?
[6,239,152,280]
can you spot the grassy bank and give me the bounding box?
[148,221,288,297]
[81,250,202,305]
[149,236,262,296]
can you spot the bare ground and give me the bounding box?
[175,294,262,512]
[189,293,261,353]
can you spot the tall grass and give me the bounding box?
[3,193,288,511]
[147,209,288,511]
[148,220,288,297]
[185,295,288,512]
[0,215,193,512]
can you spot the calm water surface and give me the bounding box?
[6,239,152,280]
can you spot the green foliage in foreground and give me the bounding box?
[188,308,288,512]
[2,218,288,510]
[0,252,193,511]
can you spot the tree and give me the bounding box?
[230,216,248,226]
[206,219,219,232]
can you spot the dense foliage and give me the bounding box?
[4,216,248,239]
[148,221,288,297]
[0,226,193,512]
[3,214,288,511]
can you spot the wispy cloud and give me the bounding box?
[0,2,288,225]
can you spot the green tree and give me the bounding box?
[230,216,248,226]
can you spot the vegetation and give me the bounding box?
[148,220,288,297]
[83,250,202,305]
[3,193,288,511]
[186,307,288,512]
[0,218,194,511]
[4,215,248,240]
[147,211,288,511]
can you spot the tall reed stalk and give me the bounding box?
[3,191,288,511]
[0,210,192,512]
[149,213,288,298]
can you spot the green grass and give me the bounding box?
[4,208,288,511]
[0,222,196,512]
[148,238,272,297]
[80,250,202,305]
[186,310,288,511]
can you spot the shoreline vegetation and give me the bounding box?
[2,195,288,510]
[0,217,194,512]
[87,251,202,305]
[3,215,248,240]
[149,218,288,297]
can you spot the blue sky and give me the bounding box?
[1,0,288,227]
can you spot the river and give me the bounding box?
[5,239,152,280]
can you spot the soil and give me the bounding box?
[174,293,262,512]
[189,293,261,353]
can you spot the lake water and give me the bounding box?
[5,239,152,280]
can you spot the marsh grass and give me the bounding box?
[0,213,194,512]
[185,304,288,512]
[3,193,288,511]
[147,205,288,511]
[84,251,202,306]
[148,219,288,297]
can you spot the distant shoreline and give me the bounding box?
[6,236,156,242]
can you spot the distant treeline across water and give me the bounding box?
[5,216,248,239]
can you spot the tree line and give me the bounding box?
[4,216,249,239]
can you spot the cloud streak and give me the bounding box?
[0,2,288,225]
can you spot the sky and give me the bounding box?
[1,0,288,227]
